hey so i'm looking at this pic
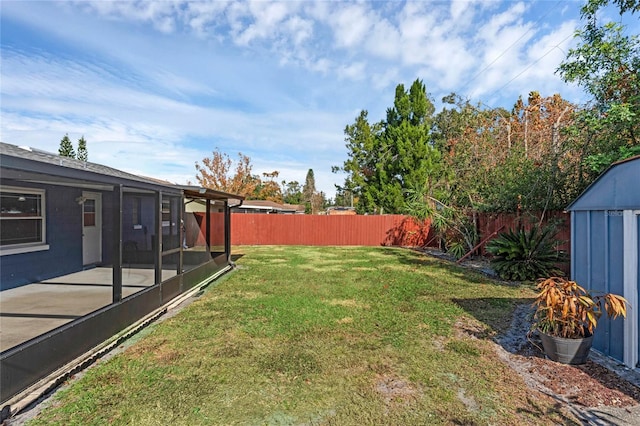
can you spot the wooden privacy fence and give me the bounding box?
[476,211,571,254]
[194,211,570,256]
[225,214,434,247]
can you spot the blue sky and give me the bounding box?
[1,1,635,198]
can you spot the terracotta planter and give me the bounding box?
[539,331,594,365]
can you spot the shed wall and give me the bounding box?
[571,210,625,361]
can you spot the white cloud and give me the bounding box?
[234,1,292,45]
[365,18,402,60]
[75,1,180,33]
[1,0,593,196]
[330,3,373,49]
[284,16,314,46]
[337,62,367,81]
[371,68,401,91]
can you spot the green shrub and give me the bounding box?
[486,226,566,281]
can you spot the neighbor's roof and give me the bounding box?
[567,155,640,211]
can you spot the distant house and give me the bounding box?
[0,142,242,406]
[567,155,640,369]
[232,199,305,214]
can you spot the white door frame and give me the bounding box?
[622,210,639,369]
[82,191,102,266]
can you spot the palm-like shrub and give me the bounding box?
[532,277,627,338]
[486,226,566,281]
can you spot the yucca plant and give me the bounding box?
[532,277,628,339]
[486,226,565,281]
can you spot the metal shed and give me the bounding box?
[567,156,640,369]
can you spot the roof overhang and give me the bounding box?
[181,186,244,204]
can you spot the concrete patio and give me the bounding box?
[0,267,177,352]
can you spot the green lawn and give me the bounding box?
[29,246,574,425]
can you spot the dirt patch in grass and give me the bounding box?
[375,374,420,412]
[326,298,370,309]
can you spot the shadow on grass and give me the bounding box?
[517,399,582,426]
[378,246,515,287]
[452,297,533,337]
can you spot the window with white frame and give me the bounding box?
[0,187,46,247]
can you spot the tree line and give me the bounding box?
[335,0,638,219]
[195,0,637,221]
[194,149,327,214]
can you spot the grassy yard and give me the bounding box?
[29,246,573,425]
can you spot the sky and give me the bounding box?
[1,0,637,199]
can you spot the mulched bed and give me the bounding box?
[420,247,640,409]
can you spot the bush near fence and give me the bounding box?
[476,211,570,254]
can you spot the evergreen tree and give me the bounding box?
[333,110,381,213]
[342,79,440,214]
[58,134,75,158]
[77,136,88,162]
[303,169,317,213]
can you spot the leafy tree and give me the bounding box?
[195,149,260,198]
[255,171,283,202]
[77,136,88,162]
[311,191,326,214]
[333,187,354,207]
[558,0,639,174]
[282,181,303,205]
[58,134,75,158]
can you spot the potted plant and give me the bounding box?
[531,277,628,365]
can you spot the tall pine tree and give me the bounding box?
[58,134,75,158]
[77,136,88,162]
[303,169,316,213]
[338,79,440,214]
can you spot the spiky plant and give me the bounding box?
[486,226,566,281]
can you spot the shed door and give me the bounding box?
[82,192,102,265]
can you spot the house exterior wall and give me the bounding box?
[1,182,83,290]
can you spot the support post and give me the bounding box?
[179,195,184,280]
[206,198,211,258]
[112,184,123,303]
[155,191,162,285]
[225,201,231,264]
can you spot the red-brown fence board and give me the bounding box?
[476,211,570,253]
[228,214,434,247]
